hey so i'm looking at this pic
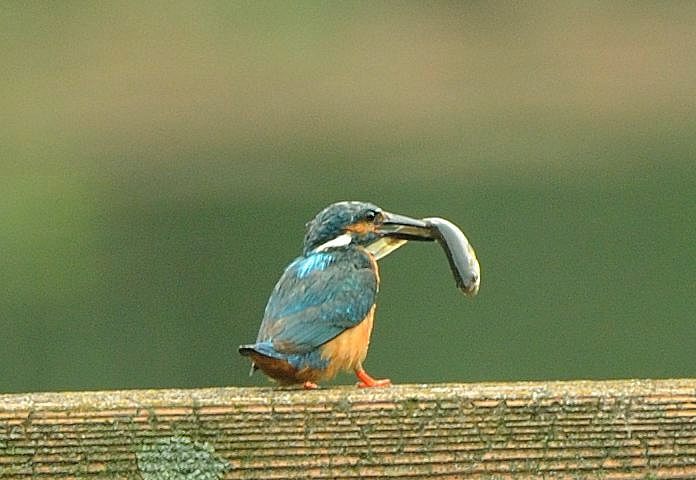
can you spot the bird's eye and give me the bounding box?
[365,210,378,222]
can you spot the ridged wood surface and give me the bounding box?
[1,379,696,479]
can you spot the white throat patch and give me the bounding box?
[313,233,353,252]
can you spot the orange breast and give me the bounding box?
[318,305,375,381]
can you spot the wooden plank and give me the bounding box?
[1,379,696,479]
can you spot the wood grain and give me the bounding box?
[1,379,696,478]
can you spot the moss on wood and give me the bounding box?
[1,380,696,478]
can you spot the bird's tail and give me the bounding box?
[239,344,259,377]
[238,344,256,357]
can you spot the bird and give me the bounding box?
[239,201,439,389]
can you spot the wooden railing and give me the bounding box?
[2,379,696,478]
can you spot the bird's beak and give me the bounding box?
[373,213,481,297]
[376,212,434,241]
[366,211,434,260]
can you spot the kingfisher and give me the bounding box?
[239,201,467,389]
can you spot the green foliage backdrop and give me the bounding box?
[2,3,695,392]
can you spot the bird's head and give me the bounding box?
[302,201,434,258]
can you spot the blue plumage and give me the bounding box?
[292,252,334,279]
[239,201,433,388]
[254,246,377,367]
[302,202,380,254]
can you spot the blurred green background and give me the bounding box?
[2,3,695,393]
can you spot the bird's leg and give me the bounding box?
[355,368,391,388]
[303,381,319,390]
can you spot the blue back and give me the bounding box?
[255,246,378,357]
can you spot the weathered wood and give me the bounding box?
[1,379,696,479]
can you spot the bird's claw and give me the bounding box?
[357,378,391,388]
[355,369,391,388]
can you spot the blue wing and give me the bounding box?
[254,249,378,356]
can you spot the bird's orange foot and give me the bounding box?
[303,381,319,390]
[355,369,391,388]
